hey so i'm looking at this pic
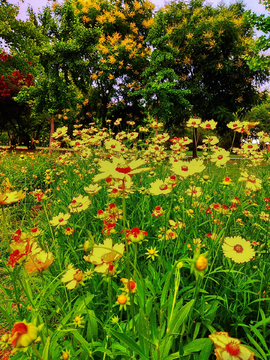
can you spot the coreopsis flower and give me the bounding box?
[9,320,38,348]
[171,159,205,178]
[116,293,130,310]
[165,229,177,240]
[202,136,219,146]
[104,139,122,152]
[68,195,91,213]
[50,212,71,227]
[84,184,102,196]
[33,189,46,202]
[238,172,262,192]
[149,179,172,196]
[209,331,254,360]
[196,255,208,271]
[65,227,74,235]
[127,132,138,140]
[120,278,137,293]
[211,149,230,167]
[149,121,163,129]
[93,156,151,183]
[73,315,84,328]
[222,177,232,185]
[145,247,159,260]
[200,120,217,130]
[186,117,202,128]
[222,236,255,263]
[259,211,269,221]
[52,126,68,139]
[24,250,54,274]
[61,265,84,289]
[0,189,25,205]
[185,186,202,198]
[84,238,124,275]
[227,120,242,131]
[121,227,148,243]
[242,143,259,153]
[151,206,164,217]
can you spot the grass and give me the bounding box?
[0,125,269,360]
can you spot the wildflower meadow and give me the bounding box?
[0,118,270,360]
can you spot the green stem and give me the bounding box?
[1,206,9,254]
[31,343,44,360]
[121,180,135,333]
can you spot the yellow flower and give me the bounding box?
[120,278,137,293]
[185,186,202,198]
[211,149,230,167]
[68,195,91,213]
[84,238,124,274]
[24,250,54,274]
[238,171,262,192]
[171,159,205,178]
[84,184,102,196]
[196,256,208,271]
[227,120,242,131]
[222,176,232,185]
[116,293,130,310]
[93,156,151,183]
[186,117,202,128]
[52,126,68,139]
[49,212,71,227]
[145,247,159,261]
[209,331,254,360]
[9,320,38,348]
[202,135,219,146]
[222,236,255,263]
[149,179,172,195]
[61,265,84,289]
[200,120,217,130]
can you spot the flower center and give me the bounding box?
[181,165,188,171]
[115,166,132,174]
[217,155,223,160]
[234,244,244,253]
[129,280,136,290]
[149,249,155,255]
[206,124,211,128]
[159,184,168,191]
[117,294,127,304]
[226,342,240,356]
[247,175,256,183]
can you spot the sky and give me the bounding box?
[7,0,270,19]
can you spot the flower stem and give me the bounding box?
[1,206,8,255]
[31,343,44,360]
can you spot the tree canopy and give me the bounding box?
[0,0,269,144]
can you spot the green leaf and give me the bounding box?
[167,299,195,336]
[86,310,98,342]
[183,338,212,356]
[250,325,269,352]
[198,339,213,360]
[109,329,149,360]
[246,333,267,360]
[42,336,50,360]
[72,330,91,356]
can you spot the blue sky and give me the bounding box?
[7,0,270,20]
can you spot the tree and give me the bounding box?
[51,0,155,127]
[245,0,270,70]
[132,9,192,129]
[0,50,39,148]
[148,0,269,133]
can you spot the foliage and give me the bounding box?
[0,118,270,359]
[148,0,269,133]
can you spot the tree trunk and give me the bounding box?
[49,113,54,154]
[192,127,198,158]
